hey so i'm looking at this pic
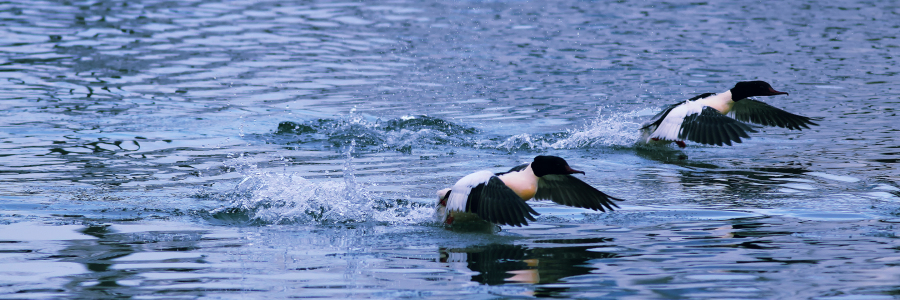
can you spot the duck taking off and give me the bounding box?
[435,156,622,227]
[640,81,820,148]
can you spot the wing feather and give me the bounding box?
[641,101,684,129]
[722,122,743,145]
[474,177,538,226]
[730,99,820,130]
[648,100,705,141]
[679,107,757,146]
[534,175,622,212]
[448,170,493,212]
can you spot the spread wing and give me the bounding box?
[534,175,621,212]
[730,99,821,130]
[679,106,758,146]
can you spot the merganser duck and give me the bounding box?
[435,155,622,227]
[640,81,820,148]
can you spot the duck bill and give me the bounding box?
[768,88,789,96]
[565,166,585,175]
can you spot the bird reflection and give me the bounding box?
[440,241,617,295]
[633,145,692,163]
[52,224,207,298]
[634,146,816,205]
[53,224,139,298]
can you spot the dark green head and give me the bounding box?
[731,81,788,100]
[532,155,584,177]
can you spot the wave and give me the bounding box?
[270,114,479,152]
[267,108,653,153]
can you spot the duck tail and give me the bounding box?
[435,188,452,224]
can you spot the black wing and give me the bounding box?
[679,107,758,146]
[640,93,715,130]
[534,175,621,212]
[731,99,821,130]
[465,176,539,227]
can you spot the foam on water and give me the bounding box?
[480,108,646,151]
[211,143,434,225]
[482,133,558,152]
[551,108,644,149]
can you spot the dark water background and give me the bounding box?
[1,0,899,298]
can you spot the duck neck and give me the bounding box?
[729,87,751,101]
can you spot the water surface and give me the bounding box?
[1,0,899,299]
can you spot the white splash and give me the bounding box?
[494,133,553,151]
[213,143,433,225]
[550,108,644,149]
[473,108,649,151]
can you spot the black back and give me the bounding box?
[496,163,529,176]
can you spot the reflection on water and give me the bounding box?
[60,225,141,299]
[0,222,234,298]
[2,0,900,298]
[441,240,618,297]
[3,217,899,299]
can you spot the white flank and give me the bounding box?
[446,170,494,212]
[649,100,705,141]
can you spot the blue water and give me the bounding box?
[1,0,899,299]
